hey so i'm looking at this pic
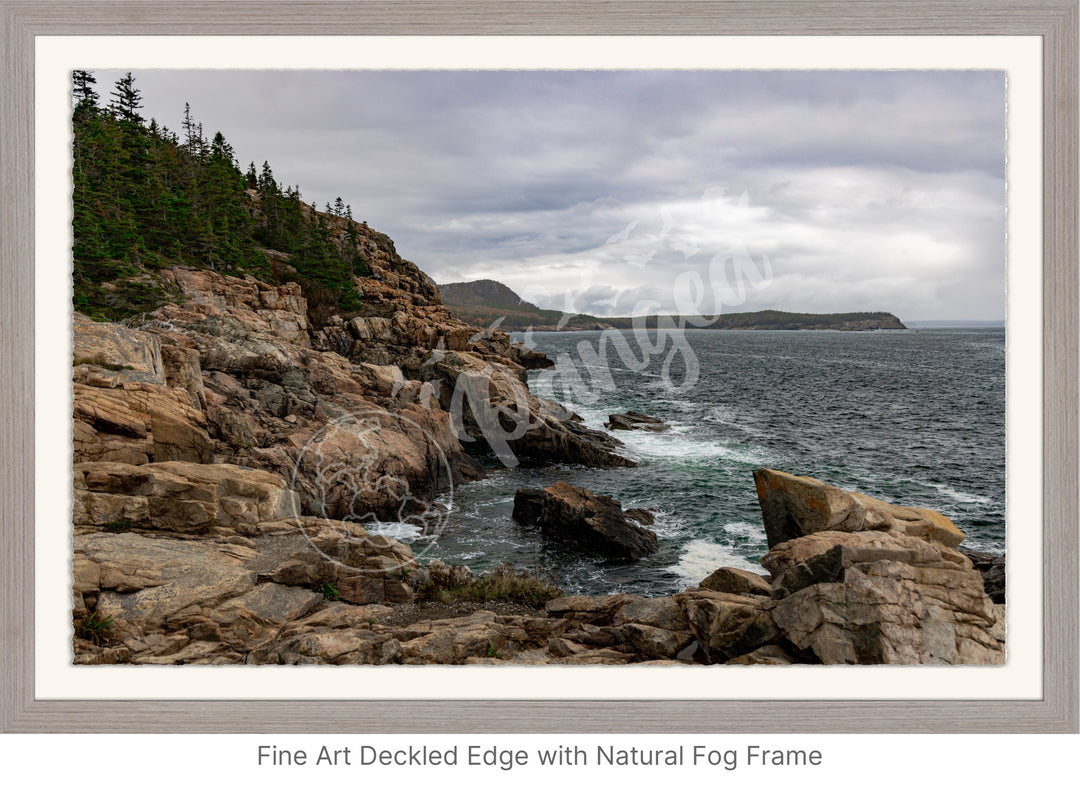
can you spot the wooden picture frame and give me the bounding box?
[1,0,1075,733]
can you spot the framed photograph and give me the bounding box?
[2,1,1076,733]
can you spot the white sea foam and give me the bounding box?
[927,482,993,506]
[639,511,689,539]
[722,520,769,545]
[619,431,771,466]
[365,522,424,542]
[671,539,760,586]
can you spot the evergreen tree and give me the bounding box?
[258,161,277,194]
[72,85,365,322]
[72,70,98,108]
[181,103,197,152]
[210,131,235,164]
[108,72,144,124]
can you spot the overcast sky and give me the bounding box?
[93,69,1006,321]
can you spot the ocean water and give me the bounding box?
[377,327,1006,597]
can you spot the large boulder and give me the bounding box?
[676,589,782,663]
[508,344,554,370]
[699,566,772,597]
[763,530,1002,664]
[753,468,966,549]
[513,482,658,560]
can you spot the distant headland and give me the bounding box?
[437,279,907,332]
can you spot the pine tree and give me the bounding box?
[108,72,144,124]
[210,131,235,164]
[72,70,98,108]
[72,80,363,321]
[181,103,197,153]
[258,161,277,194]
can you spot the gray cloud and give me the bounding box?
[92,69,1006,320]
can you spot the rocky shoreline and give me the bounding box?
[71,210,1004,666]
[73,468,1005,666]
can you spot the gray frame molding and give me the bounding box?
[1,0,1075,733]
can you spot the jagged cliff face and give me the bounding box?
[73,212,630,524]
[68,216,642,665]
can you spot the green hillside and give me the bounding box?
[437,280,598,330]
[71,70,367,325]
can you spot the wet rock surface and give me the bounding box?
[605,411,670,432]
[512,481,659,560]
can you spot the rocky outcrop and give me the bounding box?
[512,482,658,560]
[73,509,420,665]
[71,220,646,666]
[752,471,1004,665]
[605,411,669,432]
[429,350,634,468]
[143,264,623,487]
[73,461,300,534]
[753,468,966,549]
[73,315,214,465]
[72,465,1004,666]
[73,217,626,535]
[73,313,165,380]
[764,530,1001,664]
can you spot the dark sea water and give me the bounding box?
[376,327,1006,597]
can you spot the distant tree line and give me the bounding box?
[72,70,367,322]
